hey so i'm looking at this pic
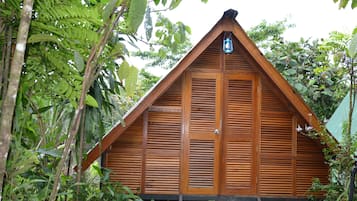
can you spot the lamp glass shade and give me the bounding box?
[223,37,233,54]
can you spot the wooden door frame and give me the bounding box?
[182,71,222,195]
[219,72,259,195]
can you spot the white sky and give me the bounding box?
[132,0,357,75]
[165,0,357,43]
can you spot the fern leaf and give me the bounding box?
[28,34,59,44]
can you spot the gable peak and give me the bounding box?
[222,9,238,20]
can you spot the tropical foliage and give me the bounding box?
[248,18,357,200]
[334,0,357,9]
[305,2,357,200]
[248,20,349,120]
[0,0,356,200]
[0,0,205,200]
[134,13,193,69]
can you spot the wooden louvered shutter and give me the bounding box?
[145,111,181,194]
[296,134,328,196]
[106,117,143,192]
[224,39,257,72]
[260,85,294,196]
[190,37,221,70]
[222,74,257,195]
[183,72,221,195]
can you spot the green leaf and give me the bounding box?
[127,0,147,33]
[339,0,349,8]
[155,30,163,38]
[109,42,127,58]
[103,0,121,22]
[74,51,85,72]
[122,186,133,194]
[33,105,53,114]
[284,68,297,75]
[85,94,99,108]
[179,23,186,42]
[353,27,357,35]
[117,61,138,96]
[158,48,166,58]
[162,0,167,6]
[348,33,357,58]
[144,7,153,41]
[57,80,69,94]
[124,65,138,96]
[107,186,115,196]
[352,0,357,8]
[294,83,305,92]
[185,25,192,34]
[169,0,181,9]
[28,34,59,44]
[91,164,103,177]
[118,61,130,81]
[37,148,61,158]
[322,88,333,96]
[174,32,181,43]
[93,81,103,108]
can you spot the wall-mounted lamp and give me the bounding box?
[296,113,314,133]
[296,124,303,132]
[296,124,313,133]
[223,32,233,54]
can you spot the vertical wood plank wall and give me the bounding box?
[105,35,328,198]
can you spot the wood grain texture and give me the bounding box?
[190,36,221,70]
[224,37,257,72]
[260,83,294,196]
[229,18,321,131]
[153,79,182,107]
[143,80,183,194]
[87,15,331,199]
[106,117,143,192]
[221,75,256,195]
[185,72,221,195]
[296,134,329,197]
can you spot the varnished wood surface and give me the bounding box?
[86,14,330,199]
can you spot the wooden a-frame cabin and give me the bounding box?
[81,10,329,201]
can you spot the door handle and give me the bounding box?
[214,129,220,135]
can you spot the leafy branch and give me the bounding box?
[48,1,130,200]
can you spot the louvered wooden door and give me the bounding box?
[183,72,222,195]
[221,74,257,195]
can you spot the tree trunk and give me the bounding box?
[0,42,5,99]
[76,107,85,201]
[347,59,356,143]
[0,0,34,200]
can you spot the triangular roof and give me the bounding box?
[81,10,323,171]
[326,91,357,142]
